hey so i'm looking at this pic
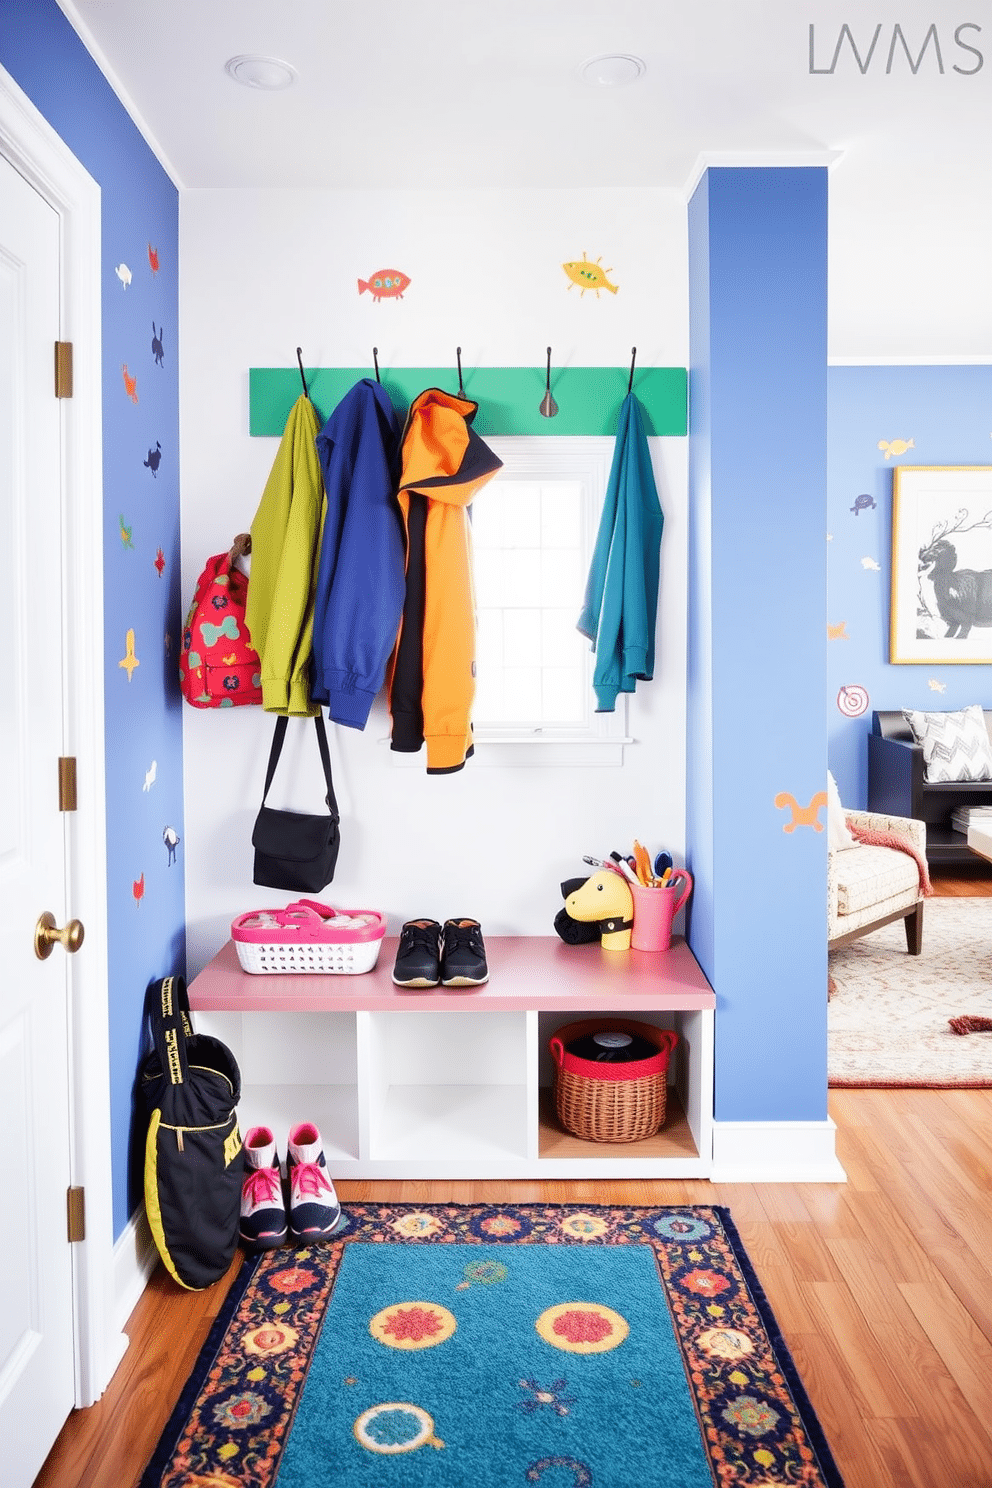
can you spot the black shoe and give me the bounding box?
[392,919,442,987]
[441,919,489,987]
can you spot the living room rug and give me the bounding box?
[139,1204,844,1488]
[829,895,992,1087]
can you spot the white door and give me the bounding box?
[0,151,77,1485]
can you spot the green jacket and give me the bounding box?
[246,395,326,715]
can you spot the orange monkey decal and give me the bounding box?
[774,791,828,833]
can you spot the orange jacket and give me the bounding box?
[389,389,502,773]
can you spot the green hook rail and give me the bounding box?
[249,365,688,438]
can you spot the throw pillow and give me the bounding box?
[826,770,858,850]
[902,704,992,782]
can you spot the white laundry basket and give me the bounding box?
[231,899,386,975]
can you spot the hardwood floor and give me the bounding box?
[927,860,992,897]
[34,869,992,1488]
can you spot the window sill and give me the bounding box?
[379,736,632,768]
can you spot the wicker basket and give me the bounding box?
[549,1019,678,1143]
[231,900,386,975]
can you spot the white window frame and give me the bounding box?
[388,436,632,768]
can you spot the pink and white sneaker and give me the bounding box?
[240,1126,288,1251]
[287,1122,343,1240]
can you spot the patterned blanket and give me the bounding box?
[846,820,933,896]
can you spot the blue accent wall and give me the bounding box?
[1,0,185,1236]
[686,181,715,980]
[687,167,829,1123]
[827,365,992,805]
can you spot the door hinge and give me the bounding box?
[58,756,78,812]
[54,341,73,399]
[67,1186,86,1243]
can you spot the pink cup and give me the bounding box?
[629,870,693,952]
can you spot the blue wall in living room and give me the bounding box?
[827,365,992,809]
[687,167,828,1124]
[1,0,186,1238]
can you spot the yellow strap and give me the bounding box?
[225,1124,243,1168]
[143,1109,194,1291]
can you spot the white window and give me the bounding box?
[470,437,630,764]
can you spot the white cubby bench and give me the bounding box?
[188,936,715,1179]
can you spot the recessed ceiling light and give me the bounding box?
[225,54,297,90]
[581,54,646,87]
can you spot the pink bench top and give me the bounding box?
[188,935,716,1014]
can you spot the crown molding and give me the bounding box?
[684,149,843,202]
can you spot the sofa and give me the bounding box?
[828,808,926,955]
[868,709,992,866]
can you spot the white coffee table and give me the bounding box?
[967,819,992,863]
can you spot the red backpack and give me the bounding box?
[179,535,262,707]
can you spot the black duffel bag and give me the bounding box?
[140,975,244,1290]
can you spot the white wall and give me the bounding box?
[828,141,992,363]
[180,187,689,974]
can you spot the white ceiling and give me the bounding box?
[58,0,990,194]
[55,1,992,355]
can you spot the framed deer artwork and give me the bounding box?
[890,465,992,663]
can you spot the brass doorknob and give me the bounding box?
[34,911,85,960]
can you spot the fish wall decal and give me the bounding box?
[358,269,411,301]
[878,437,915,459]
[562,253,619,297]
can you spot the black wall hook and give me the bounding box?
[539,347,559,418]
[296,346,309,398]
[373,347,381,384]
[456,346,465,397]
[627,346,637,394]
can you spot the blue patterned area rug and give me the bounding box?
[139,1204,844,1488]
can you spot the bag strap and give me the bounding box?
[313,711,339,819]
[261,711,339,820]
[260,715,289,804]
[144,975,192,1087]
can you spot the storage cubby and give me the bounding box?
[195,1009,360,1163]
[189,936,715,1178]
[535,1008,711,1175]
[362,1010,532,1169]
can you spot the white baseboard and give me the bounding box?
[711,1118,847,1183]
[113,1204,158,1335]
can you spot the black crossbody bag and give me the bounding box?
[252,712,340,892]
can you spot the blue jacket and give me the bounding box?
[577,393,664,711]
[311,379,404,728]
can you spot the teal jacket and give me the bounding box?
[577,393,664,712]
